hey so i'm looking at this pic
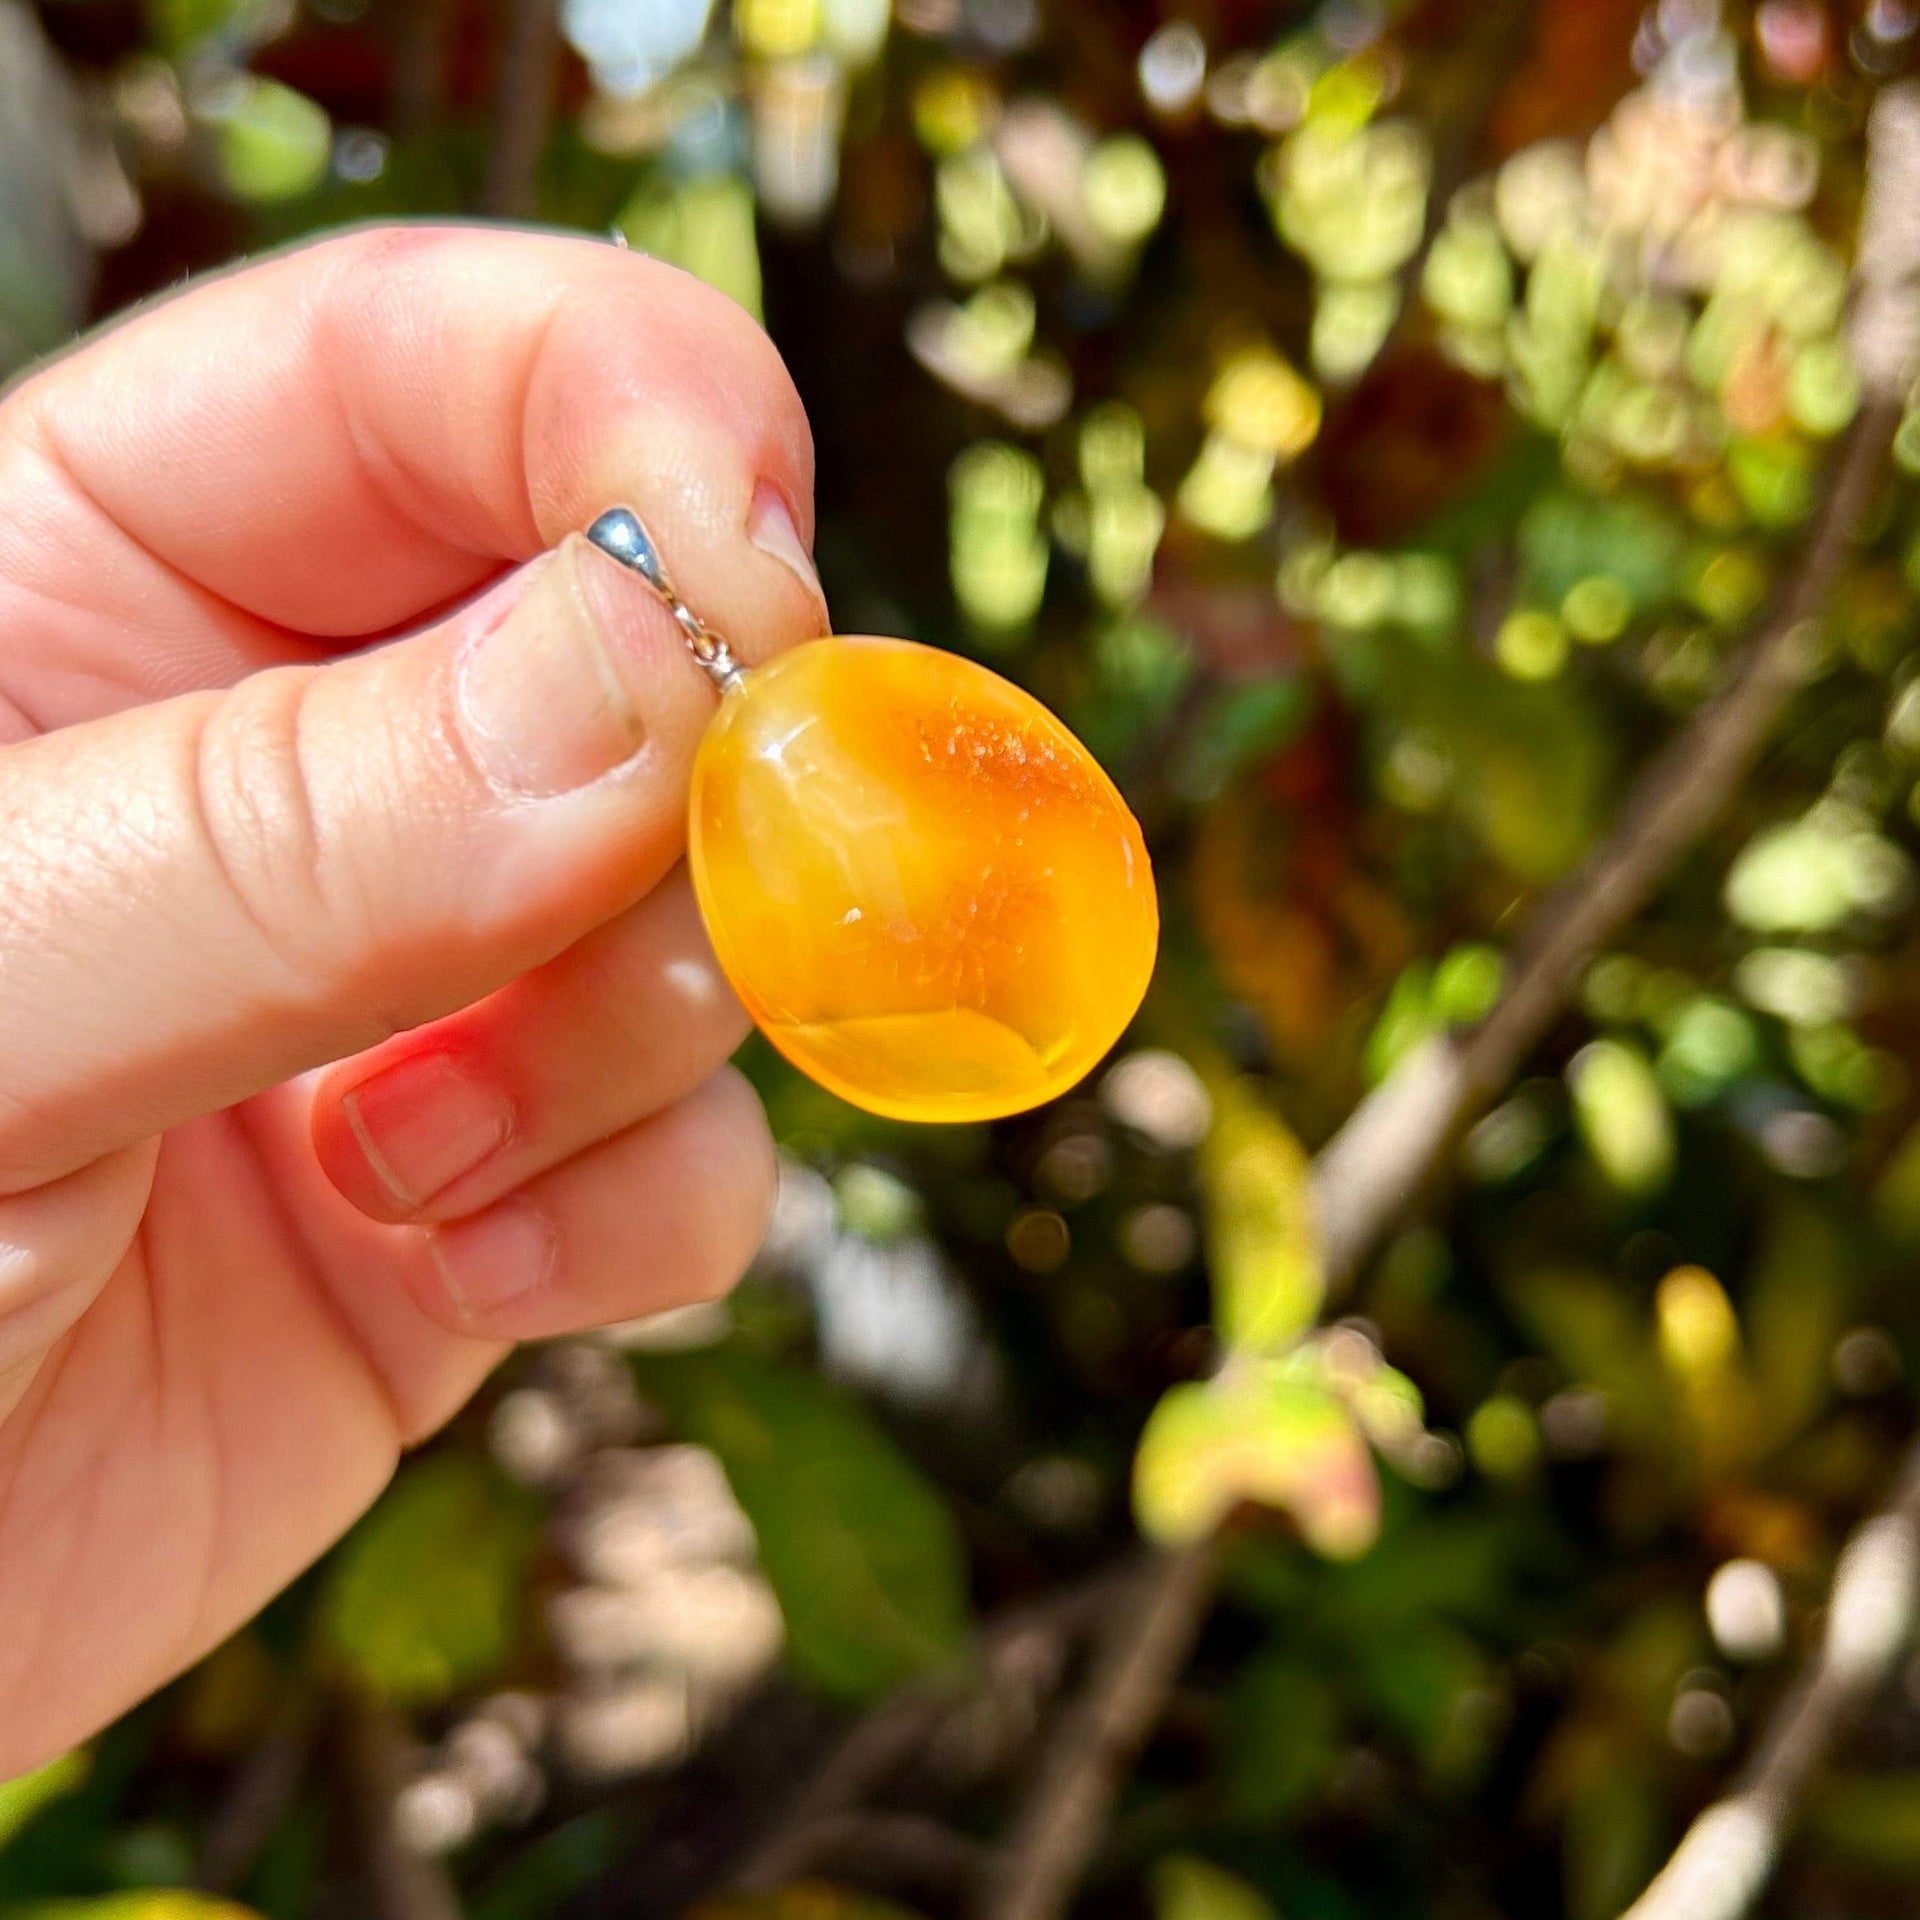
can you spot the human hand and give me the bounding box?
[0,225,827,1774]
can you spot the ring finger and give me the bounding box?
[310,864,748,1224]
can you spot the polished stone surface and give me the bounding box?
[689,635,1159,1122]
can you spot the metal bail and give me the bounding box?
[584,507,745,694]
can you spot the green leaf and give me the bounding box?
[1568,1040,1674,1195]
[1809,1771,1920,1869]
[143,0,243,52]
[1350,1618,1491,1774]
[3,1898,262,1920]
[1504,1266,1671,1455]
[1201,1083,1323,1354]
[0,1753,87,1853]
[316,1454,537,1706]
[1363,963,1437,1086]
[1519,488,1681,609]
[470,1810,632,1920]
[1220,1654,1341,1821]
[633,1348,969,1700]
[1171,676,1311,802]
[616,175,764,322]
[1747,1203,1850,1452]
[1374,646,1611,882]
[1150,1856,1277,1920]
[1133,1363,1378,1558]
[1874,1119,1920,1241]
[1563,1769,1662,1920]
[214,80,332,205]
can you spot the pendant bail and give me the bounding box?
[585,507,745,694]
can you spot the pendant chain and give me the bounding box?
[584,507,746,694]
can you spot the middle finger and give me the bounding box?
[311,865,747,1223]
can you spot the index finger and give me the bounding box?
[0,223,823,700]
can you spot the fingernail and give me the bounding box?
[747,481,826,620]
[341,1053,515,1212]
[457,541,649,796]
[427,1198,555,1323]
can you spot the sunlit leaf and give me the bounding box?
[1432,944,1506,1025]
[1363,963,1436,1085]
[1568,1039,1673,1195]
[1466,1394,1540,1481]
[317,1454,537,1706]
[1150,1854,1277,1920]
[1726,810,1912,935]
[144,0,242,51]
[1133,1363,1378,1557]
[213,79,331,204]
[1200,1082,1323,1353]
[633,1348,969,1699]
[5,1897,261,1920]
[0,1751,87,1852]
[616,173,764,320]
[1657,996,1759,1106]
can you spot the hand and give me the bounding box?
[0,225,827,1774]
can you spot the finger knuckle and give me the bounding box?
[187,670,372,1021]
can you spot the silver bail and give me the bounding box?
[585,507,746,694]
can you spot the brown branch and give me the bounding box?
[337,1697,466,1920]
[730,1680,960,1892]
[1608,103,1920,1911]
[1312,391,1896,1288]
[975,1543,1218,1920]
[730,1574,1117,1894]
[972,78,1920,1920]
[1315,70,1920,1287]
[1619,1447,1920,1920]
[392,0,460,142]
[194,1693,314,1892]
[757,1811,993,1905]
[479,0,561,220]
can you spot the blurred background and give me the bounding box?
[10,2,1920,1918]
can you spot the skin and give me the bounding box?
[0,225,829,1776]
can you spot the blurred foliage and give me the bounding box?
[318,1455,541,1707]
[14,0,1920,1917]
[631,1346,969,1699]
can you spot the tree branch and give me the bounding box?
[195,1693,314,1893]
[1620,1448,1920,1920]
[971,78,1920,1920]
[1312,391,1896,1288]
[392,0,459,142]
[755,1811,993,1906]
[479,0,561,220]
[338,1698,466,1920]
[731,1574,1117,1894]
[975,1543,1217,1920]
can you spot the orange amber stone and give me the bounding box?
[688,635,1158,1122]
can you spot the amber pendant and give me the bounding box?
[587,508,1158,1123]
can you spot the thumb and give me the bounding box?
[0,532,779,1192]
